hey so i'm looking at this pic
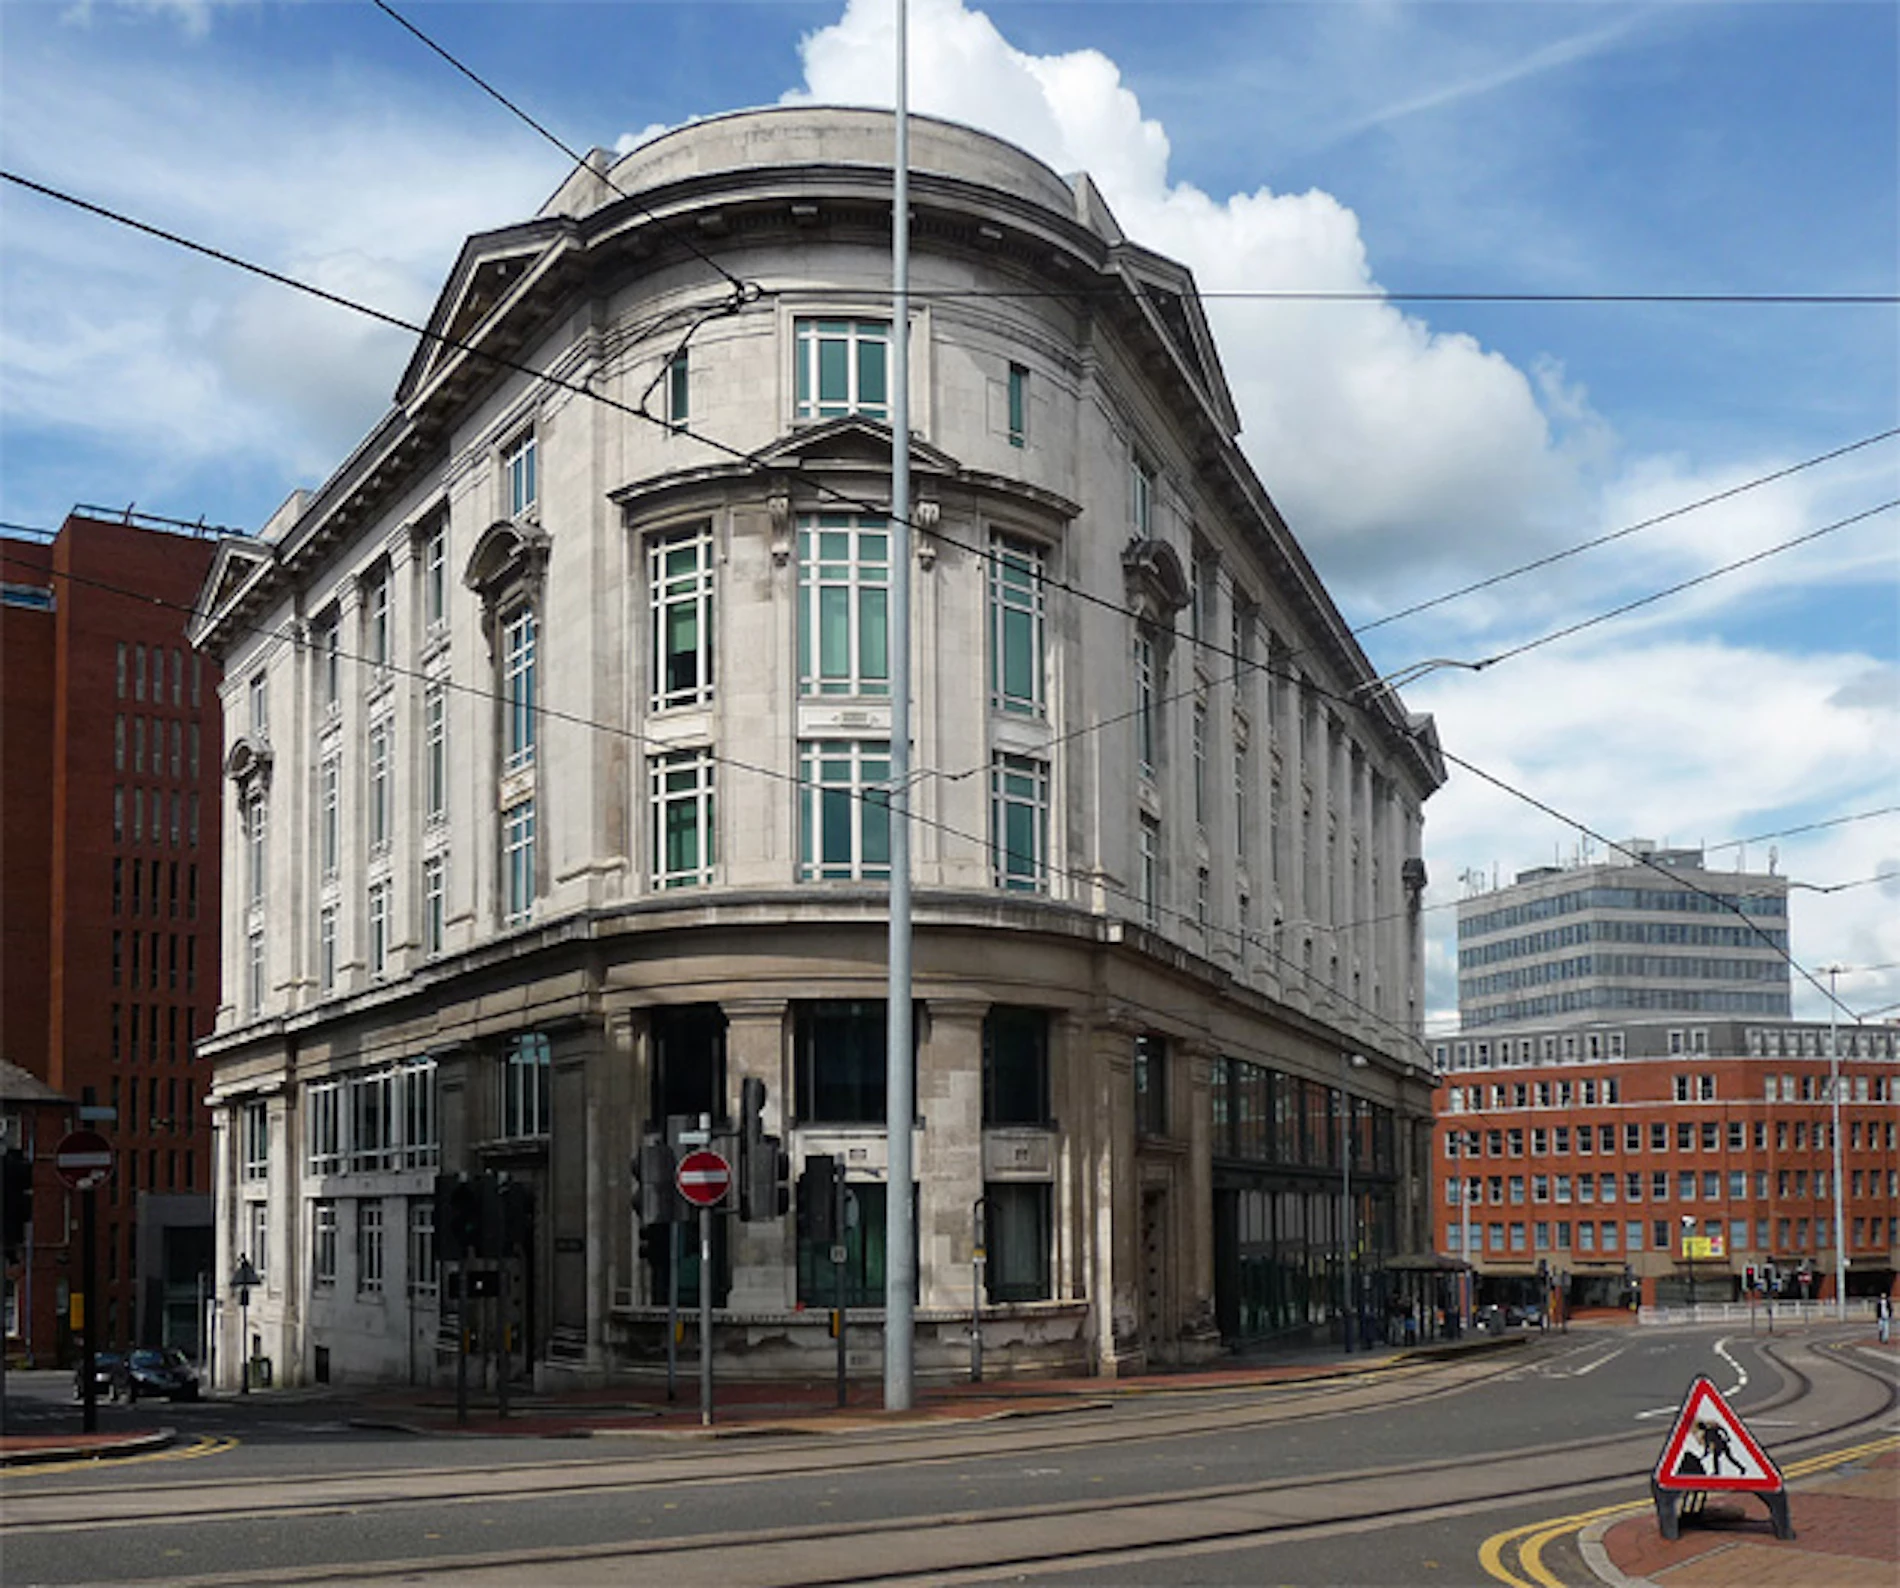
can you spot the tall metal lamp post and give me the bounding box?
[1339,1052,1368,1349]
[1680,1215,1696,1312]
[1824,963,1848,1320]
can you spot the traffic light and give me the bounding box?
[436,1172,484,1263]
[633,1132,677,1225]
[2,1149,32,1259]
[737,1077,789,1222]
[798,1154,837,1245]
[1744,1263,1759,1293]
[637,1221,668,1270]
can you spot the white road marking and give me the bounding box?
[1713,1336,1748,1396]
[1570,1347,1626,1377]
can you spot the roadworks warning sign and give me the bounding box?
[1652,1375,1783,1492]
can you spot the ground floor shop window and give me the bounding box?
[796,1181,917,1309]
[794,1001,916,1125]
[984,1182,1051,1302]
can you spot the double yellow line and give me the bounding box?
[2,1433,237,1479]
[1478,1432,1900,1588]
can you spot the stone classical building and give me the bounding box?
[192,108,1444,1390]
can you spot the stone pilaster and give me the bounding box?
[917,998,988,1310]
[721,998,790,1310]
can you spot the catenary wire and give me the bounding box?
[2,171,1877,1021]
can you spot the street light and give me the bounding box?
[1340,1052,1369,1351]
[1824,964,1848,1321]
[1680,1215,1697,1312]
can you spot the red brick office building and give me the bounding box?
[1432,1018,1900,1309]
[2,509,224,1363]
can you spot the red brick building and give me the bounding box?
[1432,1018,1900,1310]
[1,509,225,1363]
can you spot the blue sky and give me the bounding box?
[2,0,1895,1029]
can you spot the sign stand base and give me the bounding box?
[1652,1480,1795,1542]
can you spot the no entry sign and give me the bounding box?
[54,1129,114,1191]
[675,1148,732,1208]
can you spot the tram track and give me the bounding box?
[4,1334,1891,1587]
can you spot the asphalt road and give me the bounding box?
[1,1324,1887,1587]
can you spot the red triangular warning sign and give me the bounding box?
[1653,1375,1784,1493]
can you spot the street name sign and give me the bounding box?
[53,1129,114,1191]
[676,1148,732,1208]
[1650,1375,1791,1539]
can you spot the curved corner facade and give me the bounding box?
[192,108,1445,1390]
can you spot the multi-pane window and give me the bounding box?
[348,1069,395,1173]
[318,903,337,991]
[667,349,690,430]
[798,740,890,881]
[794,317,889,421]
[1131,457,1154,536]
[502,800,536,925]
[366,721,391,851]
[363,569,389,671]
[1138,814,1160,929]
[1134,1033,1168,1136]
[245,788,267,905]
[501,1033,552,1139]
[1234,737,1249,858]
[651,749,716,889]
[1191,704,1207,826]
[246,926,265,1016]
[991,754,1049,893]
[793,1001,911,1125]
[315,615,340,712]
[422,522,447,631]
[367,880,390,978]
[248,671,268,739]
[1133,630,1156,778]
[423,684,447,823]
[241,1100,269,1180]
[504,431,537,519]
[988,535,1045,717]
[399,1059,439,1170]
[1006,362,1028,448]
[985,1182,1051,1302]
[502,608,537,771]
[313,1200,338,1286]
[408,1202,437,1298]
[320,755,339,878]
[307,1081,342,1173]
[650,526,715,710]
[421,855,445,956]
[247,1203,269,1280]
[356,1201,385,1295]
[797,515,889,697]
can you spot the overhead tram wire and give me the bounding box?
[1706,806,1900,853]
[2,171,1868,1021]
[3,540,1427,1057]
[369,0,750,301]
[6,162,1887,745]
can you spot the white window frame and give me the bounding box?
[793,317,890,422]
[651,748,716,889]
[502,1033,552,1140]
[423,683,447,825]
[988,534,1045,718]
[318,754,340,878]
[649,524,716,711]
[422,521,447,631]
[318,902,338,992]
[356,1200,385,1295]
[421,854,445,956]
[313,1199,338,1287]
[367,719,392,853]
[1138,815,1160,929]
[502,798,536,926]
[503,431,537,519]
[241,1100,269,1181]
[501,607,537,773]
[367,878,390,979]
[991,753,1049,894]
[797,514,890,698]
[1134,629,1156,779]
[798,739,891,881]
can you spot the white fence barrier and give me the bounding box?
[1638,1298,1881,1326]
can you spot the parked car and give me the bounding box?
[72,1350,124,1400]
[114,1347,201,1403]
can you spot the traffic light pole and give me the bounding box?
[699,1199,714,1428]
[455,1259,468,1426]
[835,1160,848,1409]
[80,1186,98,1434]
[666,1220,680,1403]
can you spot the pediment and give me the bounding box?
[1112,248,1241,436]
[751,416,960,478]
[464,518,551,598]
[200,537,273,623]
[395,228,563,404]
